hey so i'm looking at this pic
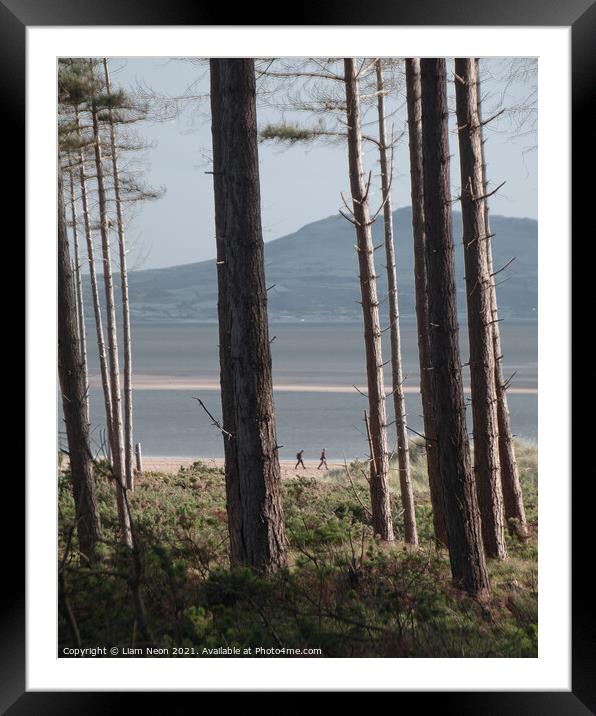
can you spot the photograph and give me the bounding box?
[10,4,587,702]
[56,55,539,659]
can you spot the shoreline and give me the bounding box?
[89,374,538,395]
[139,457,344,476]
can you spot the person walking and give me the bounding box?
[295,449,306,470]
[317,448,328,470]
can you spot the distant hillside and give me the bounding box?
[84,207,537,322]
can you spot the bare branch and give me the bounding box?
[343,458,373,520]
[491,256,517,277]
[192,397,233,440]
[339,209,358,226]
[353,384,369,399]
[475,180,506,201]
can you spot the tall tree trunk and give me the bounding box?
[454,58,507,560]
[75,109,114,457]
[67,166,88,408]
[89,63,132,548]
[344,58,394,542]
[475,60,528,540]
[375,60,417,546]
[405,58,448,548]
[210,58,287,575]
[103,58,134,492]
[420,58,490,597]
[58,166,102,563]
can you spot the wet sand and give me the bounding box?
[89,374,537,395]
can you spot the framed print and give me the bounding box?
[10,0,591,708]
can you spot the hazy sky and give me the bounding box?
[109,58,537,271]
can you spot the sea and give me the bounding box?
[79,320,537,461]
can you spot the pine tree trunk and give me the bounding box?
[454,58,507,560]
[210,58,287,575]
[89,66,132,548]
[475,59,528,540]
[103,58,134,492]
[404,58,448,548]
[420,58,490,597]
[344,58,394,542]
[76,109,114,457]
[375,60,417,546]
[67,166,89,409]
[58,166,102,563]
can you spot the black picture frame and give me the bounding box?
[10,0,590,709]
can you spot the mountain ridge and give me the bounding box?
[84,206,537,322]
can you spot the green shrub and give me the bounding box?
[58,443,538,657]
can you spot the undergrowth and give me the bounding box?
[58,443,538,657]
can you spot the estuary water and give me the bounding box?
[81,320,537,460]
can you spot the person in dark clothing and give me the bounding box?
[317,448,328,470]
[295,449,306,469]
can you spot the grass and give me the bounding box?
[58,441,538,657]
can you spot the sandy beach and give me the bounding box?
[89,373,537,395]
[140,456,342,477]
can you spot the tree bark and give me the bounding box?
[67,166,88,409]
[210,58,287,575]
[103,58,134,492]
[89,63,132,548]
[475,59,528,540]
[454,58,507,560]
[76,109,114,457]
[58,166,102,563]
[344,58,394,542]
[404,59,448,548]
[375,60,417,546]
[420,58,490,597]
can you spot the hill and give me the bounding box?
[85,207,537,322]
